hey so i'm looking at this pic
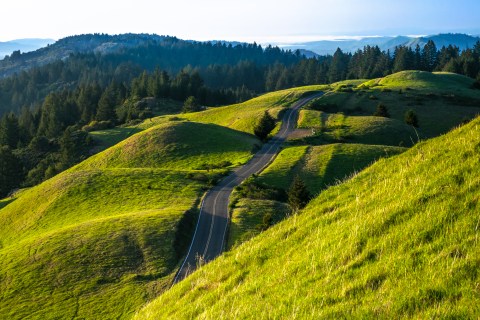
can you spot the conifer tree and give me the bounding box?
[288,176,311,211]
[253,111,276,141]
[0,146,23,197]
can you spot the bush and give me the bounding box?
[374,103,390,118]
[471,80,480,90]
[182,96,202,113]
[235,179,287,202]
[404,109,419,127]
[81,120,113,132]
[308,101,339,113]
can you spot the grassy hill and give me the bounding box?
[135,116,480,319]
[88,85,328,151]
[80,121,259,171]
[0,119,260,319]
[228,144,405,248]
[257,144,406,193]
[297,110,417,146]
[315,71,480,137]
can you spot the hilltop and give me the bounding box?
[135,115,480,319]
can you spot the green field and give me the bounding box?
[135,116,480,319]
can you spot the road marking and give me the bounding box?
[203,190,222,257]
[173,191,208,284]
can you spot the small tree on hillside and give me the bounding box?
[182,96,201,113]
[404,109,419,127]
[374,103,390,118]
[288,176,311,212]
[254,111,276,141]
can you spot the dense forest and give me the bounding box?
[1,36,480,197]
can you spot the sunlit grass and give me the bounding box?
[135,117,480,319]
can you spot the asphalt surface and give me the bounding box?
[173,93,323,283]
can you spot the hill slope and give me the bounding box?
[317,71,480,137]
[136,117,480,319]
[0,119,259,319]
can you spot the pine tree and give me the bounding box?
[0,146,23,197]
[288,176,311,211]
[96,84,119,122]
[0,112,20,148]
[253,111,276,141]
[422,40,438,72]
[59,129,77,169]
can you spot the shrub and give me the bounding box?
[374,103,390,118]
[404,109,419,127]
[81,120,113,132]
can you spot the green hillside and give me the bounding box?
[88,85,328,151]
[297,110,417,146]
[258,143,406,193]
[315,71,480,137]
[135,117,480,319]
[228,144,405,248]
[0,118,260,319]
[80,121,259,170]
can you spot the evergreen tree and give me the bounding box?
[253,111,276,141]
[96,83,119,122]
[0,146,23,197]
[182,96,201,113]
[422,40,438,72]
[59,129,77,169]
[328,48,349,82]
[405,109,419,127]
[287,176,311,211]
[374,103,390,118]
[0,112,20,148]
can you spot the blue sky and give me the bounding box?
[1,0,479,42]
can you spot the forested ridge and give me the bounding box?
[1,34,480,197]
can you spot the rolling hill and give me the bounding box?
[316,71,480,137]
[1,72,479,318]
[0,119,260,319]
[135,115,480,319]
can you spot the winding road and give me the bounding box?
[173,92,323,283]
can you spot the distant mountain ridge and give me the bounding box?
[0,38,54,59]
[278,33,480,55]
[0,34,171,78]
[1,33,479,78]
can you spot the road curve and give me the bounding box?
[173,92,323,283]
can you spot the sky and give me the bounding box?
[1,0,479,43]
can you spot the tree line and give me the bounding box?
[1,39,480,197]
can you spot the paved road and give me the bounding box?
[173,92,323,283]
